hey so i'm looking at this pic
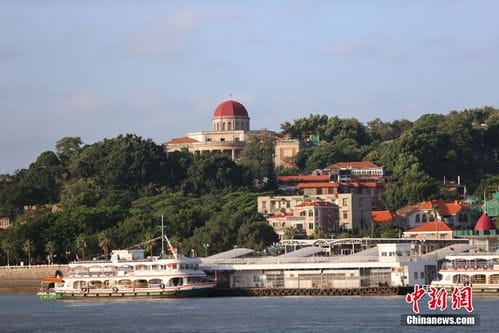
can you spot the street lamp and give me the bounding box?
[203,243,210,257]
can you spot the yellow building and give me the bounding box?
[164,100,256,160]
[164,100,300,168]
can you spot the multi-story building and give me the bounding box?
[259,193,372,236]
[397,200,474,230]
[268,201,339,239]
[276,162,385,209]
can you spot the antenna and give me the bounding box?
[161,215,165,258]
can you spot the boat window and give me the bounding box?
[149,279,162,287]
[133,280,148,288]
[118,279,132,288]
[490,274,499,284]
[117,265,133,275]
[89,280,103,288]
[452,274,469,284]
[73,280,87,289]
[103,266,116,275]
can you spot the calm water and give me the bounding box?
[0,294,496,332]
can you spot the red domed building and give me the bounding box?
[164,100,254,160]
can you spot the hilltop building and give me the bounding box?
[163,100,300,168]
[164,100,254,160]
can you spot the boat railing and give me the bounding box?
[202,255,382,265]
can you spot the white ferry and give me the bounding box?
[37,248,216,300]
[430,252,499,293]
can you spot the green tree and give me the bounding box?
[75,234,87,260]
[70,134,167,191]
[45,241,56,265]
[22,239,35,266]
[98,232,111,258]
[238,130,277,189]
[237,221,278,251]
[181,153,252,196]
[1,239,14,267]
[55,136,83,166]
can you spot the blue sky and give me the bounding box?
[1,0,499,174]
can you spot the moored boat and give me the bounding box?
[37,249,215,300]
[38,219,216,300]
[430,252,499,293]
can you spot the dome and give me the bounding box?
[474,212,496,231]
[213,100,248,117]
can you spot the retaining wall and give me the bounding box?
[0,265,69,293]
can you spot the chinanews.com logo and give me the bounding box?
[401,284,479,326]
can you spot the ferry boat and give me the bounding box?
[37,236,216,299]
[430,252,499,293]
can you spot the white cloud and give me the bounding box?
[55,92,109,115]
[126,10,204,59]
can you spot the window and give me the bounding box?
[414,272,418,279]
[342,211,348,219]
[342,198,348,207]
[415,214,420,224]
[309,223,314,230]
[420,272,425,279]
[308,210,313,217]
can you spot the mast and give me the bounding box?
[161,215,165,258]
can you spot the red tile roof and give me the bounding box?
[371,210,405,224]
[406,221,455,233]
[398,200,466,216]
[167,137,199,144]
[213,100,248,117]
[418,200,464,215]
[278,175,329,182]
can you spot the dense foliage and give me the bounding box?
[0,106,498,265]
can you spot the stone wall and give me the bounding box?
[0,265,69,293]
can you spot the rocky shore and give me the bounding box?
[0,265,69,293]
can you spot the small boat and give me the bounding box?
[430,252,499,293]
[37,276,63,300]
[37,233,216,299]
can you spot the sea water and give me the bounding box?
[0,294,496,332]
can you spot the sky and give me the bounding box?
[1,0,499,174]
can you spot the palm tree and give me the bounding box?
[98,232,110,259]
[1,240,14,267]
[45,241,56,265]
[75,234,87,260]
[142,231,155,257]
[284,227,295,240]
[22,239,34,267]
